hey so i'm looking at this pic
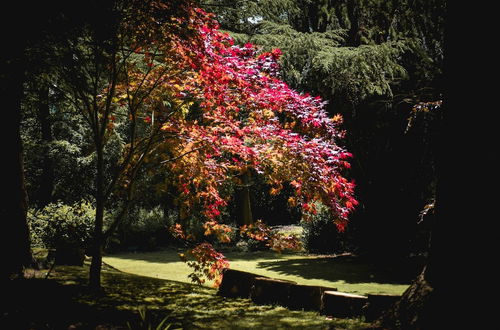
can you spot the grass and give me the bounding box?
[103,249,419,295]
[2,261,372,329]
[6,237,419,328]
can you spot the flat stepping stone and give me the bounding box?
[320,291,368,318]
[287,284,337,311]
[250,277,296,306]
[217,268,269,298]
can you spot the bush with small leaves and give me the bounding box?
[28,201,95,250]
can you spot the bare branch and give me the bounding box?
[160,145,206,164]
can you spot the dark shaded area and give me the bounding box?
[227,176,302,226]
[364,294,400,322]
[256,255,424,285]
[1,278,139,329]
[338,99,437,260]
[288,284,337,311]
[321,291,367,319]
[374,3,498,327]
[250,277,296,306]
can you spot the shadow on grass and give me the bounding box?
[1,276,139,329]
[106,249,424,286]
[1,263,372,330]
[255,255,424,285]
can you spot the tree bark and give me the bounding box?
[89,143,105,290]
[346,0,362,46]
[36,83,55,208]
[374,5,496,327]
[238,171,253,226]
[0,39,33,280]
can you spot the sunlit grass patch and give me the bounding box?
[104,249,417,295]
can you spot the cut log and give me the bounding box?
[217,268,268,298]
[287,284,338,311]
[364,293,401,321]
[250,277,296,306]
[320,291,368,318]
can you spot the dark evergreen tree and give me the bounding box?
[375,3,496,326]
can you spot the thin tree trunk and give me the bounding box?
[37,83,54,208]
[238,171,253,226]
[89,144,105,290]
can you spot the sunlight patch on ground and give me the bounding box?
[103,249,411,295]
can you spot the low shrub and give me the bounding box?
[108,206,176,252]
[27,201,95,251]
[300,202,351,254]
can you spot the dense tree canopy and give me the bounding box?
[118,2,358,284]
[201,0,444,103]
[8,0,358,287]
[10,2,490,329]
[199,0,445,258]
[5,0,446,293]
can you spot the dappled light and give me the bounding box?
[2,263,370,329]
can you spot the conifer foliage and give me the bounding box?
[202,0,444,104]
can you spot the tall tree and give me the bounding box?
[0,0,42,280]
[138,5,358,285]
[202,0,445,258]
[32,81,55,208]
[1,43,32,280]
[40,0,211,289]
[375,3,496,327]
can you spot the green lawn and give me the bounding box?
[5,262,371,329]
[5,247,418,328]
[103,249,418,295]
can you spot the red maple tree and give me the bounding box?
[113,1,357,286]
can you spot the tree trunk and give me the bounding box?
[374,267,435,328]
[36,83,54,208]
[346,0,362,46]
[89,144,105,290]
[375,6,496,327]
[238,171,253,226]
[0,42,33,280]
